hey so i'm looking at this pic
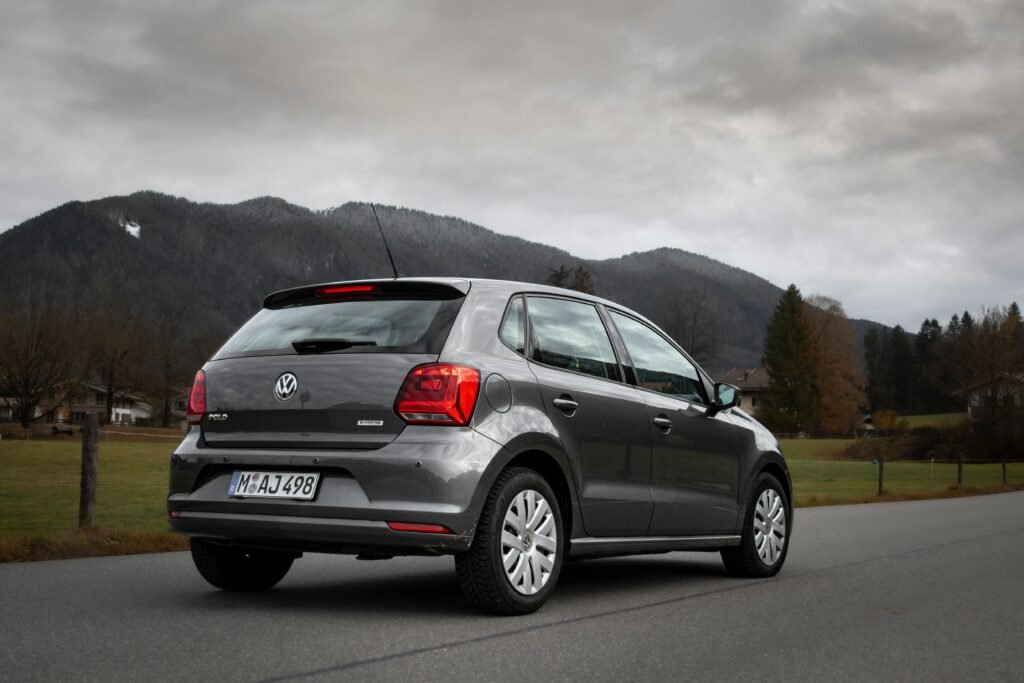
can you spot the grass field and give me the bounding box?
[0,439,185,562]
[789,460,1024,507]
[771,437,1023,505]
[2,437,1022,561]
[0,440,173,536]
[777,438,853,461]
[902,413,968,428]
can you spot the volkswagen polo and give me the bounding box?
[168,278,791,614]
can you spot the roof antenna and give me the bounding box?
[370,203,400,279]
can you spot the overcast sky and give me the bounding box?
[2,1,1021,326]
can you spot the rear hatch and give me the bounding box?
[201,280,468,449]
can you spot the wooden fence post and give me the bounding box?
[957,452,964,487]
[877,454,884,496]
[78,413,99,529]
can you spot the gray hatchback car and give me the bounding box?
[169,277,791,614]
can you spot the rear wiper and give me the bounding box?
[291,338,377,354]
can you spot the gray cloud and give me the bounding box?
[1,0,1021,326]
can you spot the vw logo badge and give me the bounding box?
[274,372,298,401]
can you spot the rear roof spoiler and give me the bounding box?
[263,279,471,309]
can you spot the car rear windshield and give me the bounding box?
[213,296,464,359]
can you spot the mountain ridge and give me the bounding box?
[0,191,886,374]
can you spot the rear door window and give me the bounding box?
[526,297,621,381]
[609,311,705,403]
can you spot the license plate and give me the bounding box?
[228,471,320,500]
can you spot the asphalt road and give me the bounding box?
[3,492,1023,682]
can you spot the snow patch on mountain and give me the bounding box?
[118,217,141,238]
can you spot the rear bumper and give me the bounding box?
[170,512,472,555]
[167,425,503,556]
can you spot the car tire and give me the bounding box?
[190,539,295,591]
[721,472,790,578]
[455,467,564,615]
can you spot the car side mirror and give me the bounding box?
[714,383,740,412]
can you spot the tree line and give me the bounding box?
[758,284,1024,452]
[758,285,866,435]
[547,263,721,367]
[0,272,222,429]
[864,305,1023,415]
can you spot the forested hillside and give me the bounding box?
[0,191,884,374]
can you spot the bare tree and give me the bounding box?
[0,286,80,429]
[962,307,1021,403]
[958,306,1024,478]
[805,295,867,436]
[85,286,150,425]
[667,289,719,365]
[140,291,216,427]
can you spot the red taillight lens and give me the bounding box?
[314,284,379,298]
[395,364,480,426]
[187,370,206,424]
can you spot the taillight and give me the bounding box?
[395,364,480,426]
[187,370,206,425]
[314,284,379,298]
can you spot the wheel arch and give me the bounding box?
[504,449,576,545]
[469,434,583,542]
[734,449,793,534]
[759,459,792,503]
[753,451,794,531]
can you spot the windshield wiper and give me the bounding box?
[291,338,378,354]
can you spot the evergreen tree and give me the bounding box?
[547,263,596,294]
[570,266,595,294]
[947,313,961,337]
[914,319,943,357]
[864,327,884,410]
[913,318,954,413]
[1007,302,1024,363]
[943,310,979,393]
[546,265,571,289]
[864,327,895,411]
[759,285,817,433]
[889,325,914,412]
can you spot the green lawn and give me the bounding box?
[772,438,1022,505]
[778,438,853,461]
[2,438,1022,561]
[902,413,968,428]
[790,459,1023,506]
[0,440,173,535]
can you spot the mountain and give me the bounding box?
[0,191,885,375]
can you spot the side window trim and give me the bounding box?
[605,307,710,406]
[523,294,629,385]
[498,294,526,356]
[522,294,536,360]
[598,304,638,386]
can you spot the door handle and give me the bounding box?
[552,397,579,414]
[653,416,672,431]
